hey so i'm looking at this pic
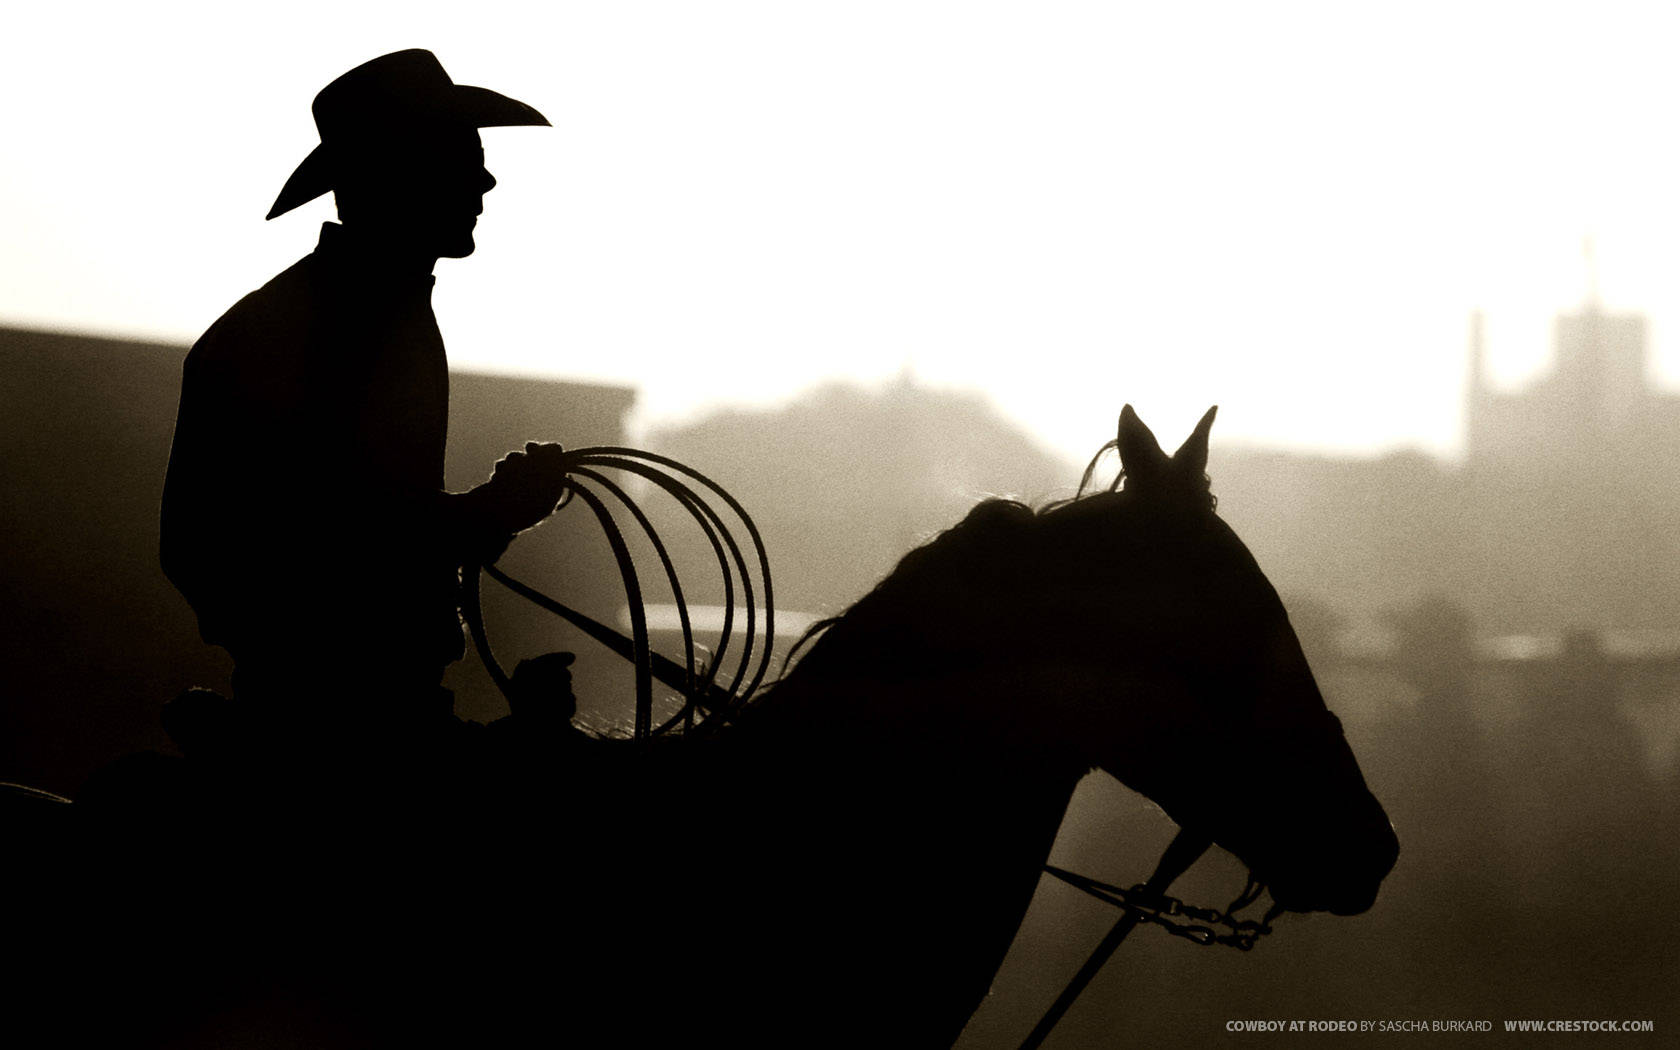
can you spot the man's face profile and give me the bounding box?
[333,126,497,260]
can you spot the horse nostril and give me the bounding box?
[1331,824,1398,914]
[1379,822,1400,874]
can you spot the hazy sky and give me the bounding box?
[6,2,1680,463]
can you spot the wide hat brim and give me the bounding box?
[267,54,550,220]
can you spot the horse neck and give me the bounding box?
[756,629,1172,764]
[726,665,1088,1040]
[739,662,1091,850]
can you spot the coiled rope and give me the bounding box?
[460,446,774,742]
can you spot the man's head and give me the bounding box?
[331,124,496,259]
[266,50,547,259]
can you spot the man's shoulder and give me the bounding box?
[187,254,324,370]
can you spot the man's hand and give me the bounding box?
[451,442,569,566]
[508,650,578,724]
[485,442,570,534]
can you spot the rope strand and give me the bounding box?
[462,447,774,741]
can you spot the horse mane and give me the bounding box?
[774,497,1048,688]
[772,464,1217,695]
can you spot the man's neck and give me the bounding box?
[330,220,441,278]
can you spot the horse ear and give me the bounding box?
[1117,404,1170,480]
[1172,405,1218,479]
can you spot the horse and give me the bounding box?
[9,405,1396,1048]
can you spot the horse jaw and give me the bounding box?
[1072,662,1398,917]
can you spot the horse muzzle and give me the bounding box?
[1262,810,1399,916]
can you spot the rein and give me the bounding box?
[1021,832,1279,1049]
[1042,861,1277,951]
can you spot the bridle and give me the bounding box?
[1043,858,1277,951]
[1021,831,1281,1048]
[458,445,1281,1048]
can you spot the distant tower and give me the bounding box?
[1552,306,1647,450]
[1463,246,1661,472]
[1464,309,1488,461]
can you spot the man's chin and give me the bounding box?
[439,235,477,259]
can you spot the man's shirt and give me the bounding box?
[161,222,467,683]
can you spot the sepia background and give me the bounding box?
[3,2,1677,1045]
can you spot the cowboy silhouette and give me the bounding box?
[160,50,568,736]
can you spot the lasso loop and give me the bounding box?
[461,447,774,743]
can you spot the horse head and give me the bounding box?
[1045,404,1397,915]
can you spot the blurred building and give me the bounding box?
[1464,300,1680,471]
[647,372,1075,616]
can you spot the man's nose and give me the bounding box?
[479,167,497,195]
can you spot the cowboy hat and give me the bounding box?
[266,49,549,220]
